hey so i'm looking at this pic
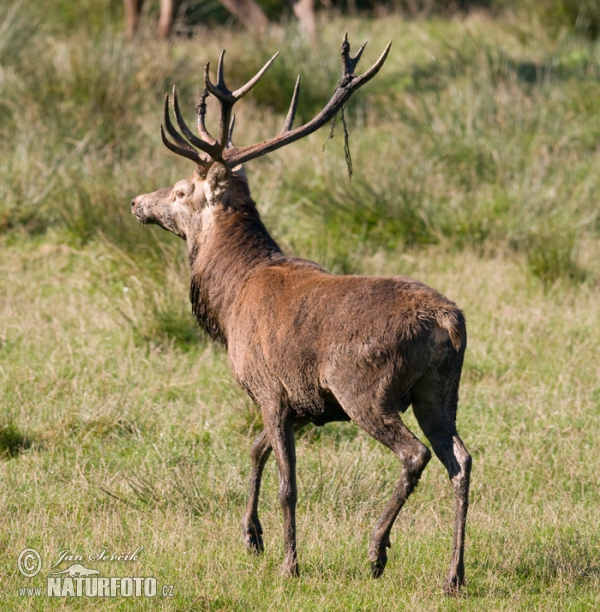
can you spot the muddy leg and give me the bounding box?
[426,428,471,595]
[441,434,471,595]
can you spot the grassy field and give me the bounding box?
[1,1,600,609]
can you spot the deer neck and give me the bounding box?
[187,197,281,345]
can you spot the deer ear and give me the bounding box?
[231,163,247,183]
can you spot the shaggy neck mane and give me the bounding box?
[189,178,282,345]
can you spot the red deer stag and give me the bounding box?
[131,35,472,594]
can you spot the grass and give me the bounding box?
[2,241,599,610]
[1,0,600,609]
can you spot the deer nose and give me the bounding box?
[131,197,137,210]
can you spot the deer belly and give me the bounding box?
[289,388,351,426]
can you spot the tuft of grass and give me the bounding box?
[522,226,587,284]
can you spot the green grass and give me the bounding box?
[1,1,600,609]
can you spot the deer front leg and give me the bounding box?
[263,409,299,577]
[242,421,307,556]
[242,430,272,554]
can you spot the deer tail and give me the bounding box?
[435,308,467,352]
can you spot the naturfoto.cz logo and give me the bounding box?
[17,547,175,598]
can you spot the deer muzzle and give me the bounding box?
[131,195,151,224]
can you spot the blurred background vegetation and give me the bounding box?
[1,0,599,288]
[17,0,600,38]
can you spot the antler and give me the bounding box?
[160,34,392,169]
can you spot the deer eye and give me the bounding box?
[175,190,185,199]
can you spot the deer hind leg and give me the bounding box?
[411,374,472,596]
[349,408,431,578]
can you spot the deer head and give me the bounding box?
[131,34,391,241]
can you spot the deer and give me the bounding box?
[124,0,316,41]
[130,35,472,595]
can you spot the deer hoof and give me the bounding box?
[442,576,465,597]
[244,533,264,555]
[281,562,299,578]
[371,558,387,578]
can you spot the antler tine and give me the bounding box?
[216,50,226,88]
[281,75,301,134]
[160,124,204,166]
[228,114,236,145]
[341,33,368,78]
[161,94,206,166]
[223,37,392,168]
[349,39,392,88]
[231,51,279,100]
[163,93,196,152]
[196,88,216,145]
[204,58,232,152]
[204,61,214,93]
[204,57,231,100]
[172,87,220,159]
